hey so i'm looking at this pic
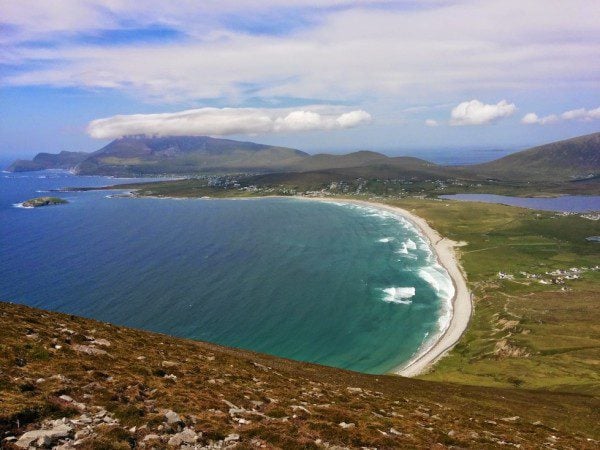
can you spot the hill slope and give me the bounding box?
[6,136,309,176]
[472,132,600,181]
[74,136,309,176]
[288,150,390,171]
[7,151,89,172]
[1,301,598,449]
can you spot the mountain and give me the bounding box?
[1,301,597,448]
[7,151,89,172]
[7,136,309,176]
[471,132,600,181]
[74,135,309,175]
[7,132,600,181]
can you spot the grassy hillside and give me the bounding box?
[288,151,390,171]
[379,199,600,395]
[1,301,598,449]
[472,132,600,181]
[74,136,309,176]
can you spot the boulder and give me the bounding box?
[168,427,198,446]
[16,424,72,448]
[164,410,182,425]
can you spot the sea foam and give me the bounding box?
[381,287,415,304]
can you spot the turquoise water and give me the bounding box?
[1,170,453,374]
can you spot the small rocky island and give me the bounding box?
[21,196,68,208]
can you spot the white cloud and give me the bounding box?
[561,107,600,121]
[86,107,372,139]
[1,1,599,104]
[521,106,600,125]
[449,100,516,126]
[425,119,438,127]
[520,112,559,125]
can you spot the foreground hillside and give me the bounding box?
[1,301,598,449]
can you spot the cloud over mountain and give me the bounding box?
[87,107,372,139]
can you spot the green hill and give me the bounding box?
[6,136,309,176]
[472,132,600,181]
[288,150,390,171]
[74,136,309,176]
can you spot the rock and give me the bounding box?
[224,433,240,443]
[59,394,74,402]
[16,423,72,448]
[36,435,53,446]
[347,387,363,393]
[501,416,520,422]
[92,338,111,347]
[339,422,355,429]
[291,405,311,414]
[168,428,198,446]
[161,360,178,367]
[143,434,161,441]
[72,344,107,356]
[389,428,401,435]
[165,410,182,424]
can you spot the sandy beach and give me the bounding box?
[294,197,472,377]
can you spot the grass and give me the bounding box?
[1,301,598,448]
[381,198,600,394]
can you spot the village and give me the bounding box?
[498,265,600,286]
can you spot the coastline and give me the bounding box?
[290,196,472,377]
[115,191,472,377]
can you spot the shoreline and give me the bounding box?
[292,197,472,377]
[114,191,472,377]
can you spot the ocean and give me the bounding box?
[0,170,453,374]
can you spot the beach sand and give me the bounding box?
[295,197,472,377]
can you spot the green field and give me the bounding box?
[383,198,600,394]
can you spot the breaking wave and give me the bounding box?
[381,287,415,305]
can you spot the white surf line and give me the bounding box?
[295,197,472,377]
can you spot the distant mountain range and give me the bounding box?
[7,132,600,182]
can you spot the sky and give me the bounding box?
[1,0,599,159]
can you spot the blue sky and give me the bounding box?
[1,0,599,158]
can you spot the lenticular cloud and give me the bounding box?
[87,107,372,139]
